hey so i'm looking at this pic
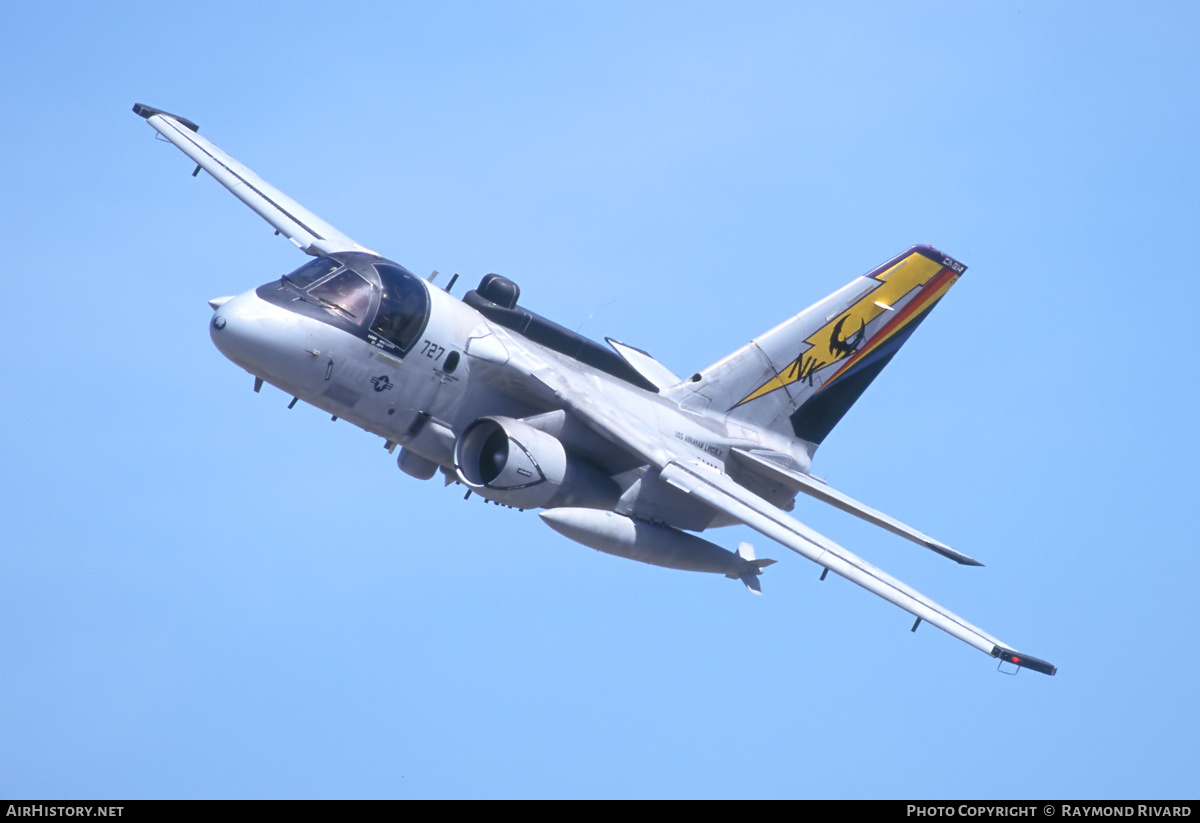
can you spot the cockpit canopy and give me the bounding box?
[259,253,430,355]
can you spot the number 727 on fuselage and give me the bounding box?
[133,103,1055,676]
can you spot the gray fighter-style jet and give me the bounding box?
[134,104,1055,675]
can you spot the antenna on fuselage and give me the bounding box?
[576,298,619,333]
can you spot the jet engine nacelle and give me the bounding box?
[454,416,619,510]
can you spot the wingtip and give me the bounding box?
[991,646,1057,676]
[132,103,199,133]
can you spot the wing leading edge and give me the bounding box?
[659,460,1056,675]
[133,103,374,257]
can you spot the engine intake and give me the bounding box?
[454,416,618,510]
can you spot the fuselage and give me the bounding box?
[209,252,805,522]
[212,253,481,448]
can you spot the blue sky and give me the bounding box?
[2,1,1198,799]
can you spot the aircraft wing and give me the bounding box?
[132,104,375,258]
[658,459,1056,675]
[482,345,1056,671]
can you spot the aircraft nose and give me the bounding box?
[209,290,313,383]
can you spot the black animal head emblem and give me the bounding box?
[829,315,866,359]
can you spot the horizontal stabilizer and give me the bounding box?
[729,448,981,566]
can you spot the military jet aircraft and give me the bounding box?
[133,103,1055,676]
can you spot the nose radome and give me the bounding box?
[210,290,265,369]
[209,290,311,381]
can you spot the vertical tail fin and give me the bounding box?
[670,245,966,448]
